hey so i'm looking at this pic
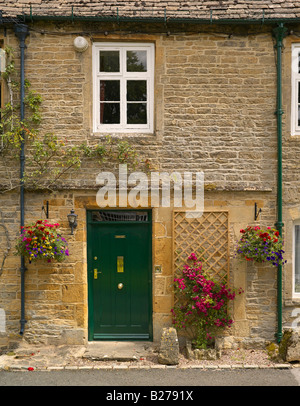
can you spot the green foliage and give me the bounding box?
[0,47,42,151]
[0,47,151,193]
[78,135,139,168]
[117,139,138,167]
[23,134,82,189]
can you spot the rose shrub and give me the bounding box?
[171,253,242,349]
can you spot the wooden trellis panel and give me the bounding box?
[173,210,229,283]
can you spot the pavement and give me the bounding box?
[0,341,159,371]
[0,340,297,371]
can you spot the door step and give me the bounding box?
[83,341,154,362]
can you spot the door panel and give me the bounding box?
[87,211,152,340]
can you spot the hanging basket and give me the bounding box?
[236,226,286,267]
[15,219,69,263]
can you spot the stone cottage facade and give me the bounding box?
[0,1,300,349]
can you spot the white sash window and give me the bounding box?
[93,42,154,134]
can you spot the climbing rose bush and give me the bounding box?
[15,220,69,263]
[171,253,242,349]
[236,226,286,267]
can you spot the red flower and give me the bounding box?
[275,231,280,237]
[259,232,269,239]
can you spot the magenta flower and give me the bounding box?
[171,253,242,349]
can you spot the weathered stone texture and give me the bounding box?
[1,1,300,20]
[158,327,179,365]
[277,329,300,362]
[1,23,279,192]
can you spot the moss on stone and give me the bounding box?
[278,330,293,361]
[266,341,279,360]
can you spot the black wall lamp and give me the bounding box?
[67,209,78,235]
[254,203,262,221]
[42,201,49,219]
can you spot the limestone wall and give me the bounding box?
[0,189,283,346]
[1,22,279,190]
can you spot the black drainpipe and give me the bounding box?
[14,23,29,335]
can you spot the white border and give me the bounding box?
[291,44,300,136]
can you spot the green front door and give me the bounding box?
[87,210,152,340]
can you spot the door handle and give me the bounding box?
[117,283,124,290]
[94,269,102,279]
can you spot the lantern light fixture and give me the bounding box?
[67,209,78,235]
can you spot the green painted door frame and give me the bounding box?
[87,210,153,341]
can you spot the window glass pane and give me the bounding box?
[100,51,120,72]
[100,103,120,124]
[127,50,147,72]
[100,80,120,101]
[127,103,147,124]
[295,225,300,293]
[127,80,147,101]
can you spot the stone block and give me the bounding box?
[0,333,8,350]
[153,296,173,313]
[158,327,179,365]
[186,340,221,360]
[280,329,300,363]
[61,328,85,345]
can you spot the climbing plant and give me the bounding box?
[0,47,154,273]
[0,47,152,193]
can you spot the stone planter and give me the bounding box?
[186,340,222,360]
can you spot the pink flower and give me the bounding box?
[188,253,198,261]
